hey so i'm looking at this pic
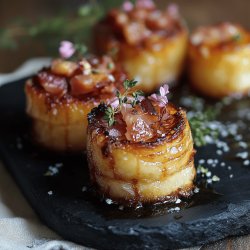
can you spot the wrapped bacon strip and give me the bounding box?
[188,22,250,98]
[25,56,127,152]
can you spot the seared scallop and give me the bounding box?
[25,56,127,152]
[94,2,188,93]
[87,86,196,205]
[188,22,250,98]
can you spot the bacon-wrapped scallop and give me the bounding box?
[188,22,250,98]
[94,1,188,93]
[87,83,196,204]
[25,56,126,152]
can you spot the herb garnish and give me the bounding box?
[232,33,241,42]
[188,107,219,147]
[0,1,130,52]
[103,79,144,126]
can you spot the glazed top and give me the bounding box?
[190,22,250,54]
[97,2,186,48]
[29,56,127,106]
[88,99,187,147]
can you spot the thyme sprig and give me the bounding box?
[103,79,144,126]
[0,0,130,52]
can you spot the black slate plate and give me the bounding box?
[0,79,250,250]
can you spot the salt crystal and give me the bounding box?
[175,198,181,204]
[206,171,212,177]
[236,152,248,159]
[199,159,205,164]
[207,179,212,184]
[216,150,223,155]
[239,141,248,149]
[207,159,213,165]
[243,160,250,166]
[105,198,113,205]
[235,134,243,141]
[170,147,178,154]
[212,175,220,182]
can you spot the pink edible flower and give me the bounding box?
[159,84,169,97]
[136,0,155,9]
[167,3,179,18]
[149,84,169,107]
[59,41,75,59]
[109,97,120,109]
[122,1,134,12]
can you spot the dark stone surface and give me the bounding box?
[0,79,250,250]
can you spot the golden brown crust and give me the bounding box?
[94,4,188,93]
[87,102,196,204]
[188,22,250,98]
[25,56,127,151]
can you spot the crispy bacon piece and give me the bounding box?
[37,71,68,97]
[51,59,78,77]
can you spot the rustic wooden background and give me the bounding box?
[0,0,249,249]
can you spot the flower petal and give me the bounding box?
[122,1,134,11]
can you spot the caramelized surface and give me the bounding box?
[87,101,196,204]
[94,4,188,93]
[25,56,127,151]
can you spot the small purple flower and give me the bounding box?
[167,3,179,18]
[149,84,169,107]
[122,1,134,12]
[136,0,155,9]
[59,41,75,59]
[109,97,119,109]
[159,84,169,97]
[138,95,145,102]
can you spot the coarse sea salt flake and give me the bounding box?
[175,198,181,204]
[243,160,250,166]
[236,152,248,159]
[105,198,113,205]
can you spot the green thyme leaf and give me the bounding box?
[134,90,144,96]
[123,79,138,90]
[232,34,241,41]
[107,62,114,70]
[103,107,115,126]
[189,108,219,147]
